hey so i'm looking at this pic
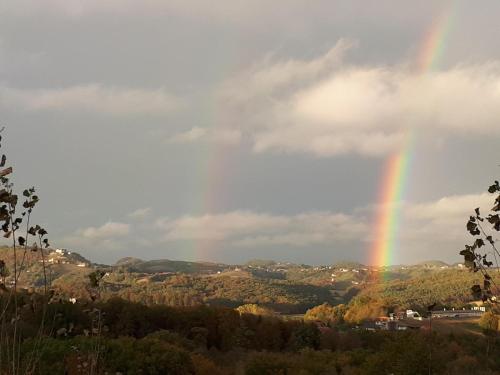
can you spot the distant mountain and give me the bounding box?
[0,246,478,315]
[331,261,367,269]
[416,260,450,268]
[245,259,277,267]
[115,257,143,267]
[115,258,227,274]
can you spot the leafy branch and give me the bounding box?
[460,180,500,304]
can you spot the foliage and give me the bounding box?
[304,303,347,325]
[290,323,321,350]
[0,294,497,373]
[244,352,294,375]
[460,180,500,303]
[344,295,391,324]
[0,131,52,375]
[103,337,195,374]
[236,303,275,316]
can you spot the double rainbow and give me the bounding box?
[370,4,456,267]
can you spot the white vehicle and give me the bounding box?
[406,309,423,320]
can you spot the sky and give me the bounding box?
[0,0,499,265]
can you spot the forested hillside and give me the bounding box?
[0,247,492,317]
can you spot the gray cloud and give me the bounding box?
[163,211,365,246]
[0,84,182,116]
[1,0,498,265]
[215,47,500,157]
[59,222,131,254]
[80,221,130,239]
[149,192,491,264]
[128,208,152,220]
[167,127,241,145]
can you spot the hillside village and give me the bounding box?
[0,246,492,323]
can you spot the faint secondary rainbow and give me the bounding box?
[417,4,456,73]
[371,3,457,268]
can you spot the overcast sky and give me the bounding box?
[0,0,499,265]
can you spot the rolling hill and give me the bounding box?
[0,246,488,315]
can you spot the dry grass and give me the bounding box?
[430,317,482,335]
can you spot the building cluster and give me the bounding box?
[430,306,486,318]
[360,307,486,332]
[41,249,88,267]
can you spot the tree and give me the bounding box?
[0,130,51,375]
[244,353,292,375]
[290,323,321,350]
[304,303,347,325]
[236,303,274,316]
[459,180,500,304]
[103,337,195,374]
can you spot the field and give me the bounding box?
[430,317,482,335]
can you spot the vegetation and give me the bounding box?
[460,180,500,303]
[0,296,496,374]
[304,303,347,325]
[1,244,494,318]
[236,304,275,316]
[0,131,53,374]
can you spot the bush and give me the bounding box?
[103,337,195,374]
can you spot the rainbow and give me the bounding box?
[371,132,414,267]
[370,4,456,267]
[417,5,456,73]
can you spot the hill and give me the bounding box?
[0,247,481,315]
[0,246,94,288]
[416,260,450,268]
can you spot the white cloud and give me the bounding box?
[54,191,496,263]
[152,190,497,264]
[219,39,353,105]
[216,44,500,157]
[0,84,182,116]
[80,222,130,239]
[404,193,492,221]
[167,126,242,145]
[128,207,152,220]
[59,221,131,252]
[368,192,498,263]
[399,193,494,244]
[156,210,368,246]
